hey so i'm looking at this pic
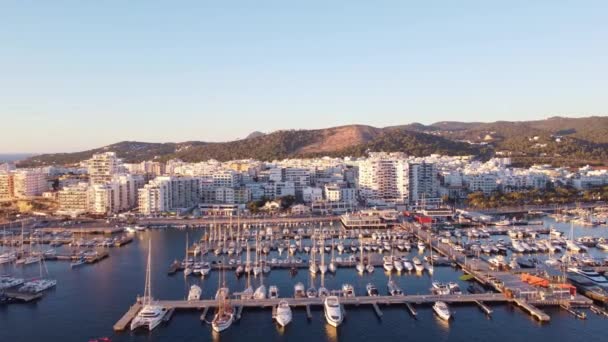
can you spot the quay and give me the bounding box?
[43,227,125,234]
[115,293,531,331]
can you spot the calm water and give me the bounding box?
[1,218,606,342]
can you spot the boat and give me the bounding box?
[254,284,267,299]
[211,257,234,333]
[318,286,330,298]
[568,267,608,286]
[0,276,24,290]
[268,285,279,299]
[188,285,202,301]
[306,286,318,298]
[70,257,86,269]
[387,280,403,296]
[433,301,451,321]
[366,283,379,296]
[431,281,450,295]
[341,283,355,297]
[402,259,414,272]
[130,239,168,331]
[413,257,424,273]
[324,296,343,327]
[294,282,306,298]
[366,264,375,273]
[417,241,426,252]
[383,259,394,273]
[275,300,292,327]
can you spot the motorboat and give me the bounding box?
[306,286,318,298]
[341,283,355,297]
[268,285,279,299]
[433,301,451,321]
[70,258,86,269]
[366,283,379,296]
[431,281,450,295]
[318,286,330,298]
[393,260,404,273]
[275,300,292,327]
[356,262,365,274]
[188,285,202,301]
[324,296,343,327]
[568,267,608,286]
[294,282,306,298]
[387,280,403,296]
[413,257,424,273]
[366,264,375,273]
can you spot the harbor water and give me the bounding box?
[1,218,606,341]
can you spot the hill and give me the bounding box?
[17,116,608,167]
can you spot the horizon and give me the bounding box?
[2,1,608,153]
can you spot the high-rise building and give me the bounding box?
[137,176,201,214]
[0,170,48,199]
[357,156,408,204]
[57,183,90,216]
[88,152,120,185]
[408,162,439,205]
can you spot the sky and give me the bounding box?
[1,1,607,153]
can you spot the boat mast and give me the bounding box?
[144,239,152,306]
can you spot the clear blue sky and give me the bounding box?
[1,1,607,153]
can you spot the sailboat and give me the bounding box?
[309,236,318,275]
[427,234,434,275]
[254,264,267,299]
[183,233,193,276]
[253,236,262,277]
[328,239,337,273]
[211,261,234,333]
[131,239,168,331]
[356,238,365,274]
[319,236,328,275]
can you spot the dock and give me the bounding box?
[4,291,44,303]
[372,303,383,318]
[113,303,142,331]
[475,300,493,315]
[305,304,312,319]
[200,306,210,321]
[405,302,417,317]
[590,305,608,317]
[513,299,550,322]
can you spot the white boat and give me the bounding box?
[70,258,86,269]
[356,263,365,274]
[188,285,202,301]
[432,281,451,295]
[306,286,318,298]
[215,287,230,300]
[324,296,343,327]
[568,267,608,286]
[413,257,424,273]
[383,260,394,273]
[254,284,267,299]
[433,301,451,321]
[329,262,337,273]
[130,304,168,331]
[0,276,24,290]
[393,260,404,273]
[341,283,355,297]
[318,286,330,298]
[275,300,292,327]
[366,264,375,273]
[131,239,168,331]
[403,260,414,272]
[211,303,234,333]
[387,280,403,296]
[241,285,254,300]
[266,285,277,299]
[417,241,426,252]
[294,282,306,298]
[0,252,16,264]
[200,262,211,277]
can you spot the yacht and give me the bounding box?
[402,259,414,272]
[383,257,394,273]
[19,279,57,293]
[356,262,365,274]
[431,281,451,295]
[0,276,24,290]
[341,283,355,297]
[306,286,318,298]
[268,285,279,299]
[417,241,426,252]
[324,296,343,327]
[131,240,168,331]
[366,264,375,273]
[130,304,168,331]
[275,300,292,327]
[188,285,202,301]
[433,301,451,321]
[366,283,379,296]
[294,282,306,298]
[568,267,608,286]
[387,280,403,296]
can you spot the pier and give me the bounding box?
[513,299,550,322]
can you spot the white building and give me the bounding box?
[303,186,323,203]
[88,152,120,185]
[57,182,90,216]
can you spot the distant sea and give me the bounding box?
[0,153,36,163]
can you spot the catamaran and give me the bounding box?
[131,239,168,331]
